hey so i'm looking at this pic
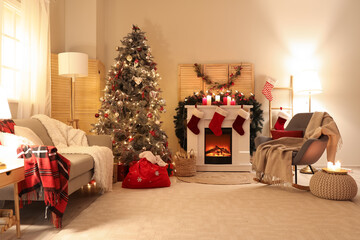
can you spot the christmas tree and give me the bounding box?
[92,25,171,165]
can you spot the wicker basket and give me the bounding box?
[174,149,197,177]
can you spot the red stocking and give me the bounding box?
[274,111,290,130]
[232,109,250,135]
[262,77,277,101]
[209,107,228,136]
[187,108,204,135]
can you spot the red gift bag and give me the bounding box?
[122,158,171,189]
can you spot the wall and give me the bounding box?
[52,0,360,166]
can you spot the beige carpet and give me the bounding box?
[177,171,255,185]
[2,173,360,240]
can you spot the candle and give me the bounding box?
[215,95,220,102]
[230,98,235,105]
[202,97,207,105]
[223,96,227,105]
[227,96,231,106]
[207,95,212,105]
[335,160,341,170]
[327,160,342,171]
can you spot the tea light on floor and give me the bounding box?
[207,95,212,105]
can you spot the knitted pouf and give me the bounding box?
[310,170,358,201]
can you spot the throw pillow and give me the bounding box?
[0,132,34,159]
[14,125,44,145]
[271,130,303,140]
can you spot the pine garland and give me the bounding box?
[194,63,242,91]
[173,91,264,155]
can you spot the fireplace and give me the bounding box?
[204,128,232,164]
[186,105,252,171]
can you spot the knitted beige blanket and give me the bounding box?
[252,112,341,184]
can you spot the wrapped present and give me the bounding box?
[117,162,129,182]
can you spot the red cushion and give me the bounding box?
[271,130,303,140]
[122,158,171,189]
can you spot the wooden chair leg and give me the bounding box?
[292,165,311,191]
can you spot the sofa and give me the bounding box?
[0,118,112,200]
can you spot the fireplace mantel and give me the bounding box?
[186,105,252,171]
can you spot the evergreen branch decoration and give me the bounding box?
[193,63,242,91]
[173,91,264,155]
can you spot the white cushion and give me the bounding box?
[14,125,44,145]
[0,132,34,160]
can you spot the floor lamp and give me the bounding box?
[296,70,322,174]
[58,52,88,129]
[0,88,12,169]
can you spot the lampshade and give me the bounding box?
[0,88,12,119]
[295,70,322,95]
[58,52,88,77]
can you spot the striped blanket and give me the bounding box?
[17,145,70,228]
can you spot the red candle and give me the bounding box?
[230,99,236,105]
[202,97,207,105]
[223,96,227,105]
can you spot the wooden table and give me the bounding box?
[0,159,24,238]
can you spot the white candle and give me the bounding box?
[215,95,220,102]
[227,96,231,106]
[335,160,341,170]
[207,95,212,105]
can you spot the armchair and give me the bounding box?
[254,113,329,190]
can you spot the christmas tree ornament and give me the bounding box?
[232,109,250,135]
[187,108,204,135]
[95,113,99,118]
[133,77,142,85]
[209,107,228,136]
[104,113,109,118]
[150,91,157,98]
[126,55,132,62]
[262,76,277,101]
[274,110,290,130]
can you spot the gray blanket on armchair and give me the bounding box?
[252,112,342,184]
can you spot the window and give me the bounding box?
[1,0,21,100]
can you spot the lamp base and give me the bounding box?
[300,165,318,174]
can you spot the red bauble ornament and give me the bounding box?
[112,140,116,144]
[160,106,164,112]
[231,82,235,86]
[128,137,134,142]
[134,59,139,63]
[95,113,99,118]
[150,130,155,136]
[104,113,109,118]
[137,47,142,51]
[230,73,234,77]
[147,113,153,118]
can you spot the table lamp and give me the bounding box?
[295,70,322,174]
[58,52,88,128]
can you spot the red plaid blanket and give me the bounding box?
[0,119,15,134]
[17,145,71,228]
